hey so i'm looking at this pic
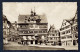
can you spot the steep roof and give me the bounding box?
[3,15,7,20]
[66,15,77,25]
[66,11,77,25]
[18,14,48,24]
[48,24,55,33]
[61,10,77,28]
[60,13,77,29]
[3,15,11,25]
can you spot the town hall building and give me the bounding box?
[18,9,48,45]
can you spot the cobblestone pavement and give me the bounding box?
[28,45,78,50]
[61,46,78,50]
[3,41,23,46]
[3,41,78,50]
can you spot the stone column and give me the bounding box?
[28,41,31,45]
[33,40,35,45]
[41,36,45,45]
[71,40,73,46]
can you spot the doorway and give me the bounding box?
[35,40,38,44]
[31,40,33,44]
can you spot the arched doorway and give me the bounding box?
[31,40,33,44]
[35,40,38,44]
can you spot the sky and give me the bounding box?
[2,2,77,30]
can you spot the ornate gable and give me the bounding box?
[61,20,70,28]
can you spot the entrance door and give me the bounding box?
[73,40,76,45]
[31,40,33,44]
[35,40,38,44]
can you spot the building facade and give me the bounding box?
[47,25,60,46]
[3,15,11,44]
[18,10,48,45]
[60,11,78,46]
[9,21,18,41]
[3,15,18,44]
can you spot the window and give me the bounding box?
[67,36,72,38]
[66,30,71,34]
[39,25,47,28]
[39,31,42,33]
[29,31,33,33]
[75,26,78,31]
[22,25,26,28]
[61,36,66,39]
[76,26,78,31]
[60,28,65,31]
[65,23,66,25]
[60,28,62,31]
[43,31,46,33]
[75,34,78,38]
[65,25,69,29]
[66,31,68,34]
[53,34,55,36]
[62,32,65,34]
[72,26,78,31]
[50,38,53,40]
[25,31,28,34]
[34,31,38,33]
